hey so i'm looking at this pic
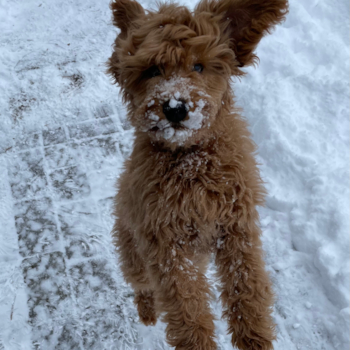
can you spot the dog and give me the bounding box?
[107,0,288,348]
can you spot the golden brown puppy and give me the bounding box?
[107,0,288,349]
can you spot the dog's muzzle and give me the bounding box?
[163,100,187,123]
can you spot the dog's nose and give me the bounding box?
[163,100,187,123]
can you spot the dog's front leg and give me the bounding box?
[113,222,158,326]
[216,223,275,350]
[148,240,217,350]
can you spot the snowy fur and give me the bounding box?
[142,76,211,144]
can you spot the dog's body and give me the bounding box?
[108,1,288,349]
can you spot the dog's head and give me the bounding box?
[108,0,288,149]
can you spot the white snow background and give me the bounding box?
[0,0,349,349]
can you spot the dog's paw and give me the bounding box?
[169,321,217,350]
[134,290,157,326]
[175,334,217,350]
[233,335,274,350]
[138,308,157,326]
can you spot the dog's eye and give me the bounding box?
[145,66,161,78]
[193,64,204,73]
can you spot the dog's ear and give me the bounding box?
[195,0,288,67]
[110,0,145,37]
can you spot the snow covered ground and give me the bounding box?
[0,0,348,349]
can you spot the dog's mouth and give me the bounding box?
[150,126,159,132]
[149,123,186,133]
[144,101,213,145]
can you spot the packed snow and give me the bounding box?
[0,0,349,349]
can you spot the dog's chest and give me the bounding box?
[167,150,210,180]
[142,148,237,237]
[155,149,216,186]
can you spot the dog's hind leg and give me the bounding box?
[113,223,158,326]
[215,224,275,350]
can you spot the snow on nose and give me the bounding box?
[163,99,187,123]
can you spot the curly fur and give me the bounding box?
[107,0,288,348]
